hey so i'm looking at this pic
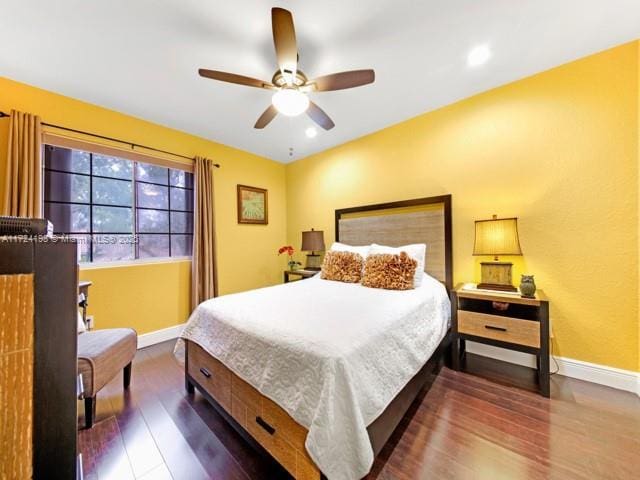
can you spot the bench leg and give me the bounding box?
[84,396,96,429]
[123,362,132,389]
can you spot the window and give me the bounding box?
[44,145,194,263]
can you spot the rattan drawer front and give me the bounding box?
[458,311,540,348]
[232,374,262,413]
[187,343,232,411]
[231,394,248,428]
[246,402,298,476]
[232,379,309,460]
[188,342,321,480]
[261,396,308,452]
[230,378,320,479]
[296,450,321,480]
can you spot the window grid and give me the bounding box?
[133,163,139,260]
[89,153,94,261]
[45,166,194,192]
[43,145,194,263]
[168,168,172,257]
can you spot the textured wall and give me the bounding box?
[286,42,640,371]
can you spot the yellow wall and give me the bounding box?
[286,42,640,372]
[637,43,640,375]
[0,77,287,334]
[1,43,638,371]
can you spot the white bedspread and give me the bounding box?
[175,273,450,480]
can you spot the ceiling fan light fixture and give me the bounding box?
[198,8,373,130]
[272,88,309,116]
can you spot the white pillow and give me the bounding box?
[369,243,427,287]
[329,242,370,259]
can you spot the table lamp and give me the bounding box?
[473,215,522,292]
[301,228,325,270]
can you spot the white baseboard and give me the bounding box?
[137,323,185,349]
[465,341,640,396]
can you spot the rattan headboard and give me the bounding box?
[335,195,452,291]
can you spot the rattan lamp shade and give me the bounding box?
[301,229,325,252]
[473,217,522,257]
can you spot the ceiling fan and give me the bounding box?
[198,7,375,131]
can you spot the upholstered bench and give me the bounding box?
[78,328,137,428]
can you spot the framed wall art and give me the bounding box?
[237,184,268,225]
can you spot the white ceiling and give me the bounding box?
[1,1,639,163]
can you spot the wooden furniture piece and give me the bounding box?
[283,269,317,283]
[0,239,79,479]
[186,195,453,479]
[451,285,550,397]
[186,341,320,479]
[0,274,34,480]
[185,334,450,480]
[77,328,137,428]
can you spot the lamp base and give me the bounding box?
[305,253,322,270]
[479,262,516,292]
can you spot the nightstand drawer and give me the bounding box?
[457,310,540,348]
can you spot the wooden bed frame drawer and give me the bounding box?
[231,374,262,413]
[246,404,298,476]
[187,343,232,411]
[457,310,540,348]
[231,377,318,479]
[261,394,308,452]
[245,403,318,480]
[186,341,321,480]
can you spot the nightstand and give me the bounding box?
[283,269,318,283]
[451,284,550,397]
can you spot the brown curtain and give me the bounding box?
[1,110,43,217]
[191,156,217,309]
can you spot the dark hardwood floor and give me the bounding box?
[79,341,640,480]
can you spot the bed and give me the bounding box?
[177,195,453,480]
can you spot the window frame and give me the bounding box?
[42,135,195,264]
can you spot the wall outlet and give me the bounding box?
[86,315,94,330]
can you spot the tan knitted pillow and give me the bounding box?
[320,251,364,283]
[362,252,418,290]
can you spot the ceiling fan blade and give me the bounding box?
[198,69,273,89]
[310,69,375,92]
[254,105,278,129]
[306,101,335,130]
[271,8,298,84]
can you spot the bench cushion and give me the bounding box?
[78,328,137,397]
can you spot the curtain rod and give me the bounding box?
[0,110,220,168]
